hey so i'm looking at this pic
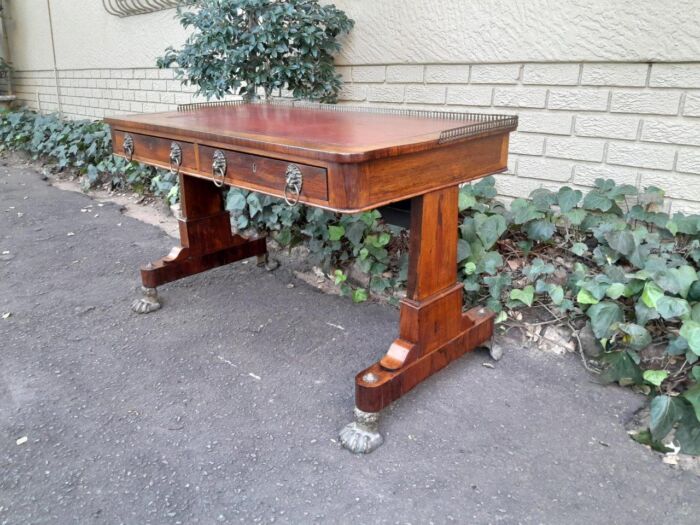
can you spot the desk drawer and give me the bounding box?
[199,146,328,202]
[112,130,197,172]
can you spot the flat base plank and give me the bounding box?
[355,307,494,413]
[141,236,267,289]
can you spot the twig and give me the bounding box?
[539,303,600,374]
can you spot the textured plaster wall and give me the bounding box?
[4,0,186,70]
[5,1,700,209]
[330,0,700,64]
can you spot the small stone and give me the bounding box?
[578,323,602,358]
[16,436,27,445]
[540,325,575,355]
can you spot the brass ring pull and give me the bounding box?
[211,150,226,188]
[123,134,134,162]
[169,142,182,175]
[284,164,303,206]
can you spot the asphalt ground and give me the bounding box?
[1,165,699,524]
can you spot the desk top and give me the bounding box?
[105,100,517,163]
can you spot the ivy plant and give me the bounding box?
[157,0,354,101]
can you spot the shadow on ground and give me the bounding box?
[1,166,698,523]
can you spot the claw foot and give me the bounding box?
[131,286,161,314]
[256,253,279,272]
[339,408,383,454]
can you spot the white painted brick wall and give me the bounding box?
[611,91,681,115]
[649,64,700,88]
[386,65,423,83]
[575,115,640,140]
[607,142,676,170]
[581,63,648,87]
[548,89,609,111]
[11,61,700,211]
[493,88,547,108]
[425,65,470,84]
[470,64,520,84]
[546,137,606,162]
[446,86,492,106]
[522,64,579,86]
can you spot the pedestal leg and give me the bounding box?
[340,186,495,453]
[132,174,267,313]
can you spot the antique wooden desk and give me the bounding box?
[105,101,517,454]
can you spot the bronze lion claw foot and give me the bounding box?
[339,408,383,454]
[131,286,161,314]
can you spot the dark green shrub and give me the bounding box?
[158,0,354,102]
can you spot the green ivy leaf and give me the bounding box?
[563,208,587,226]
[604,230,636,256]
[571,242,588,256]
[641,281,664,308]
[630,430,674,453]
[577,288,599,305]
[345,220,366,247]
[656,296,691,321]
[587,301,623,339]
[680,320,700,356]
[522,258,555,281]
[530,188,557,212]
[226,190,247,212]
[246,192,263,218]
[463,261,476,275]
[692,365,700,383]
[683,384,700,423]
[510,198,543,224]
[688,280,700,302]
[557,186,582,213]
[510,285,535,307]
[548,285,564,305]
[484,274,511,300]
[475,213,506,249]
[650,395,685,441]
[583,190,613,212]
[478,251,504,276]
[643,369,669,387]
[458,190,476,211]
[667,336,689,356]
[333,269,347,285]
[605,282,626,300]
[457,239,471,263]
[600,350,643,385]
[525,220,555,241]
[352,288,368,303]
[676,418,700,455]
[620,323,652,350]
[328,225,345,241]
[669,266,698,298]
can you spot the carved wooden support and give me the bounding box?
[139,174,267,290]
[354,186,495,414]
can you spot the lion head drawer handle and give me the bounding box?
[169,142,182,175]
[211,149,227,188]
[284,164,303,206]
[122,134,134,162]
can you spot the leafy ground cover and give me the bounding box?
[2,107,700,456]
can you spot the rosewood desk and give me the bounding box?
[105,101,517,454]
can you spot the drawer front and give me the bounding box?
[112,130,197,172]
[199,146,328,202]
